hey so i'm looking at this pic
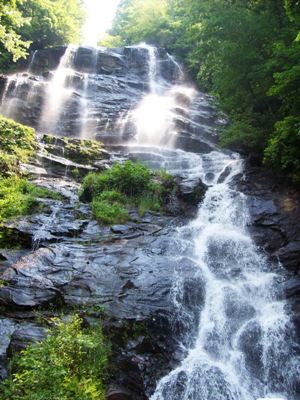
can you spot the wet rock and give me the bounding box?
[0,319,16,380]
[176,176,207,206]
[284,276,300,299]
[8,324,47,355]
[107,385,134,400]
[278,241,300,272]
[237,320,263,380]
[111,225,132,234]
[0,248,60,308]
[0,74,8,100]
[235,165,300,274]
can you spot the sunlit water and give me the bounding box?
[125,45,300,400]
[0,43,299,400]
[39,45,76,132]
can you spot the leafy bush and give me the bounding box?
[0,115,37,162]
[91,198,129,225]
[80,161,174,224]
[80,161,151,201]
[0,177,62,224]
[138,193,161,216]
[0,151,20,177]
[97,190,128,204]
[264,116,300,183]
[0,315,109,400]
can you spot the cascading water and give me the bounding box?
[121,44,197,147]
[150,152,300,400]
[39,45,76,133]
[122,46,300,400]
[0,42,298,399]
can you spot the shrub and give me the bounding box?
[0,315,109,400]
[80,161,151,201]
[264,116,300,183]
[97,190,128,204]
[91,198,129,225]
[80,161,174,224]
[138,193,161,216]
[0,115,37,162]
[0,151,20,177]
[0,177,62,224]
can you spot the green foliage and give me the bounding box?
[0,0,84,71]
[0,115,37,164]
[80,162,172,224]
[0,315,109,400]
[80,161,151,201]
[91,198,129,225]
[18,0,85,50]
[42,135,103,165]
[0,151,20,177]
[98,34,124,48]
[0,177,37,224]
[264,116,300,183]
[0,0,31,64]
[97,190,128,204]
[0,177,62,225]
[110,0,174,46]
[137,193,161,216]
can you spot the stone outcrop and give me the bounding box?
[234,162,300,344]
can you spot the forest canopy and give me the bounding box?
[0,0,84,70]
[108,0,300,183]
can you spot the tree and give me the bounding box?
[0,0,30,63]
[17,0,85,50]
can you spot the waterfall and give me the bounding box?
[121,44,196,147]
[150,151,299,400]
[39,45,76,133]
[79,46,98,139]
[117,46,300,400]
[0,41,298,399]
[138,43,158,93]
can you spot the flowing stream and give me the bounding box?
[0,44,299,399]
[127,45,300,400]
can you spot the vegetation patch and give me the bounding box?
[80,161,174,224]
[0,177,63,246]
[0,315,109,400]
[0,115,38,177]
[42,134,104,165]
[0,115,37,162]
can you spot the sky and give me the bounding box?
[82,0,120,46]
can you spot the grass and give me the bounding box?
[0,177,63,225]
[79,161,174,225]
[0,115,37,163]
[91,199,129,225]
[0,315,109,400]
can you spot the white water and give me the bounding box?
[126,46,300,400]
[121,44,196,147]
[150,151,299,400]
[39,45,76,133]
[79,47,98,138]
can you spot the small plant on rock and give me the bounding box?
[0,315,109,400]
[80,161,174,224]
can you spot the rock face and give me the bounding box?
[0,45,219,155]
[234,162,300,345]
